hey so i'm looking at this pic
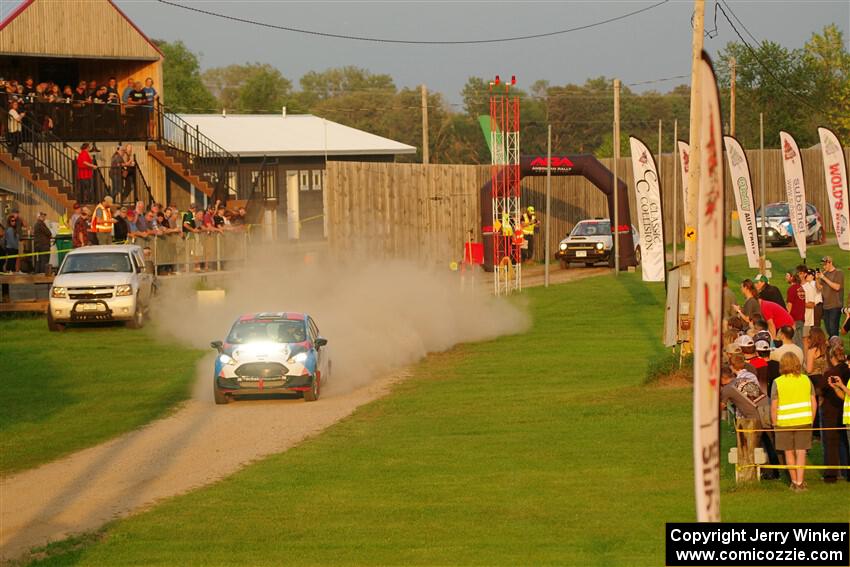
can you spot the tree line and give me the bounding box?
[154,24,848,164]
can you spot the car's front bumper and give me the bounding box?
[216,360,314,393]
[556,247,610,263]
[49,296,137,322]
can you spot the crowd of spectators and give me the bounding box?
[2,75,158,143]
[721,263,850,490]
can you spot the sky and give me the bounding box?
[112,0,850,103]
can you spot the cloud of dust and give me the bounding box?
[151,246,529,396]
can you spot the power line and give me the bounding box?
[714,1,825,115]
[156,0,670,45]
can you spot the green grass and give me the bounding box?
[0,320,204,475]
[24,271,849,567]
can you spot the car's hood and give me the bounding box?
[562,235,611,244]
[53,272,134,287]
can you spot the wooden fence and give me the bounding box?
[326,146,850,264]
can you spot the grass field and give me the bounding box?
[0,319,204,475]
[25,244,850,566]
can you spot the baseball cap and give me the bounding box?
[754,330,772,344]
[821,256,833,264]
[725,343,742,355]
[753,274,769,284]
[736,335,755,348]
[755,340,772,352]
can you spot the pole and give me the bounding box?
[421,84,429,165]
[545,124,552,288]
[658,119,663,264]
[729,57,736,137]
[613,79,621,275]
[685,0,704,349]
[672,119,679,266]
[759,112,766,271]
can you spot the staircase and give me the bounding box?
[149,104,238,203]
[0,147,76,209]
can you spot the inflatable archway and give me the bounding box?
[480,154,637,270]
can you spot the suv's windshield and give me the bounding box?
[757,204,789,217]
[571,221,611,236]
[227,320,307,344]
[59,253,133,274]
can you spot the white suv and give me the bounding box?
[48,245,155,331]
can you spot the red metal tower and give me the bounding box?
[489,75,521,295]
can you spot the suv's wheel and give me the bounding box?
[304,374,320,402]
[127,303,145,329]
[634,246,642,265]
[47,310,65,332]
[817,227,826,244]
[559,259,569,270]
[213,380,231,405]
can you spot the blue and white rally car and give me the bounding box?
[210,312,331,405]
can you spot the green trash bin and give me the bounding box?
[55,234,73,269]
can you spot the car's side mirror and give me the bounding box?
[210,340,223,352]
[315,337,328,348]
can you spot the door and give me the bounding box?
[286,171,300,240]
[133,251,153,305]
[308,317,329,381]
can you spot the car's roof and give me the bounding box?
[67,244,141,255]
[236,312,307,323]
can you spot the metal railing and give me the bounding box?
[2,106,77,200]
[153,101,239,199]
[2,95,153,142]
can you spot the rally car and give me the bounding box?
[555,219,640,268]
[754,202,825,247]
[210,312,331,405]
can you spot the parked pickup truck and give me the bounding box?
[48,244,155,331]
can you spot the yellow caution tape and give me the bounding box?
[737,427,849,433]
[737,464,850,470]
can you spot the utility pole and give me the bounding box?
[672,119,679,266]
[545,124,552,288]
[685,0,705,348]
[613,79,621,275]
[730,56,736,137]
[421,84,429,164]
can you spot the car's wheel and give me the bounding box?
[304,374,320,402]
[213,380,231,405]
[126,303,145,329]
[817,227,826,244]
[559,259,569,270]
[47,310,65,332]
[634,246,642,265]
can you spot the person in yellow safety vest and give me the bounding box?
[90,195,117,245]
[520,206,540,261]
[770,352,817,491]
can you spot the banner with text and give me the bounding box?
[818,127,849,251]
[629,136,665,282]
[723,136,760,268]
[780,131,808,259]
[678,140,691,228]
[693,52,724,523]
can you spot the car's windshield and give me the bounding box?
[757,204,789,217]
[571,221,611,236]
[59,252,133,274]
[227,320,307,344]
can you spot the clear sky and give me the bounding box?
[116,0,849,103]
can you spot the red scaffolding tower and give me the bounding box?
[489,75,521,295]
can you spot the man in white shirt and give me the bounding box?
[6,100,25,157]
[770,325,804,364]
[797,266,819,348]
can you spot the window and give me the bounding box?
[300,170,310,192]
[312,170,323,191]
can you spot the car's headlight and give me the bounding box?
[51,286,66,298]
[289,352,308,364]
[219,354,234,365]
[115,284,133,297]
[595,242,604,250]
[559,243,567,251]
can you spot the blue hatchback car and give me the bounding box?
[210,312,331,404]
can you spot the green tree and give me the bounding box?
[804,24,850,140]
[234,65,293,112]
[299,66,395,107]
[153,39,217,112]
